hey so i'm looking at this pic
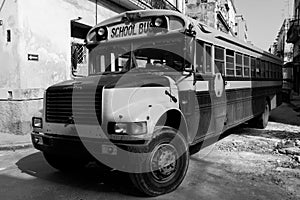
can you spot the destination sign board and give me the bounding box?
[109,21,152,40]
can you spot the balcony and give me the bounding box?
[287,19,300,43]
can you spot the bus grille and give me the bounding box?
[46,86,102,125]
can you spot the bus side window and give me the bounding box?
[214,46,225,75]
[261,60,265,78]
[205,44,212,73]
[256,59,261,77]
[243,55,250,77]
[266,62,270,79]
[196,41,204,73]
[235,53,243,76]
[271,63,275,79]
[226,49,235,76]
[271,63,274,78]
[251,57,256,78]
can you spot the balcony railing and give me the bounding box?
[287,18,300,43]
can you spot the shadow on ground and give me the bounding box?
[15,152,141,197]
[269,102,300,126]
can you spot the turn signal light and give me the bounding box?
[32,117,43,128]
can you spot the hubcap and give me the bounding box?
[150,144,178,183]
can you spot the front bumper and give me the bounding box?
[31,132,149,171]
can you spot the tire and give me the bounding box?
[43,152,87,171]
[129,127,189,197]
[250,100,270,129]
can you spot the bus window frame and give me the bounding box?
[251,56,256,78]
[204,44,213,74]
[256,58,261,78]
[195,40,205,74]
[243,54,250,77]
[214,46,225,75]
[235,52,243,77]
[225,49,235,76]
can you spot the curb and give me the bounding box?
[0,143,33,151]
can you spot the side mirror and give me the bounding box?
[71,44,88,77]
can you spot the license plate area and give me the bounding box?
[102,144,117,155]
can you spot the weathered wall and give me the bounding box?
[0,0,20,97]
[185,0,216,28]
[0,0,119,135]
[18,0,119,90]
[226,0,236,32]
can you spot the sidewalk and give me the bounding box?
[0,132,32,151]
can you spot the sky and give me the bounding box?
[234,0,293,51]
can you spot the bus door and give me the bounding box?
[193,41,227,142]
[213,46,227,135]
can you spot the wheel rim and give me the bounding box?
[150,143,178,183]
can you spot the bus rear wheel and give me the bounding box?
[129,127,189,197]
[250,100,270,129]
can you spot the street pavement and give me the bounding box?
[0,122,299,200]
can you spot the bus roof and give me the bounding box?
[95,9,187,28]
[89,9,282,64]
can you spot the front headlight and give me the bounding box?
[32,117,43,128]
[110,122,147,135]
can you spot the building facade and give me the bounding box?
[0,0,183,135]
[271,19,294,100]
[235,14,248,42]
[287,0,300,95]
[185,0,237,36]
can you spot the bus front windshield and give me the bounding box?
[89,36,192,75]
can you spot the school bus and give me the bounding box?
[31,9,283,196]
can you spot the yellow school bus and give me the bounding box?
[32,9,282,196]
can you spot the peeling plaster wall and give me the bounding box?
[0,0,20,97]
[185,0,216,28]
[0,0,119,135]
[18,0,119,90]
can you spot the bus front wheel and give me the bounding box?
[129,127,189,196]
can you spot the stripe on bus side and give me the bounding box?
[225,80,282,90]
[195,81,209,92]
[195,80,282,92]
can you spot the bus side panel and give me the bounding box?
[225,88,253,127]
[196,91,214,138]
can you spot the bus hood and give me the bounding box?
[47,73,171,91]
